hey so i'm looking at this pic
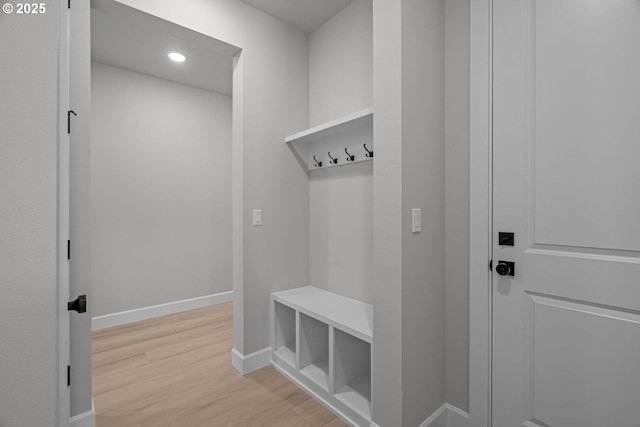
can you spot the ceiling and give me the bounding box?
[91,0,356,93]
[238,0,355,33]
[91,0,239,95]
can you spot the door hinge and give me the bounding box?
[67,240,71,260]
[489,259,493,271]
[68,110,77,134]
[67,365,71,387]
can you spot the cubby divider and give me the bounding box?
[299,313,330,391]
[273,301,297,369]
[333,329,371,421]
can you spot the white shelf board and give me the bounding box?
[272,286,373,343]
[300,362,329,391]
[273,346,296,369]
[335,377,372,421]
[285,108,373,145]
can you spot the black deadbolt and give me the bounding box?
[496,261,515,277]
[68,295,87,314]
[498,232,515,246]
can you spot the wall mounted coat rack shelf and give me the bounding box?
[285,108,374,171]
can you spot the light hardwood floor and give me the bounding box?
[92,302,346,427]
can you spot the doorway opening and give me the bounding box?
[89,0,237,328]
[87,0,238,423]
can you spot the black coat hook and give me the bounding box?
[67,110,77,134]
[345,148,354,162]
[328,152,338,165]
[313,155,322,167]
[364,143,374,158]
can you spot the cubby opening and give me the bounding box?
[333,328,372,421]
[298,313,330,391]
[273,301,296,368]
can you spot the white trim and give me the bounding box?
[419,403,448,427]
[446,404,470,427]
[58,1,71,425]
[285,107,373,143]
[370,404,469,427]
[469,0,493,426]
[231,51,245,360]
[417,404,470,427]
[70,397,95,427]
[231,347,271,375]
[91,291,233,331]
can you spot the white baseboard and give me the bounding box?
[231,347,271,375]
[418,403,469,427]
[92,291,233,331]
[370,403,468,427]
[70,397,95,427]
[419,404,448,427]
[446,404,470,427]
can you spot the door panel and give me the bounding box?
[530,294,640,427]
[492,1,640,426]
[533,0,640,252]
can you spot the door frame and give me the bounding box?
[58,0,71,425]
[59,4,245,424]
[469,0,493,426]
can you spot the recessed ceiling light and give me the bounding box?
[168,51,186,63]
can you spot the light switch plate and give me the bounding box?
[412,208,421,233]
[253,210,262,226]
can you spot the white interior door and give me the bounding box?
[492,1,640,426]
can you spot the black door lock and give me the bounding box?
[68,295,87,314]
[498,232,515,246]
[496,261,515,277]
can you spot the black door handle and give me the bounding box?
[68,295,87,314]
[496,261,515,277]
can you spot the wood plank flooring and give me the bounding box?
[92,302,346,427]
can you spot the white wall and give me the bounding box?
[0,2,60,426]
[91,62,233,316]
[309,0,373,127]
[309,162,373,303]
[372,0,404,423]
[445,0,471,413]
[401,1,446,425]
[308,0,373,304]
[373,0,446,425]
[110,0,310,356]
